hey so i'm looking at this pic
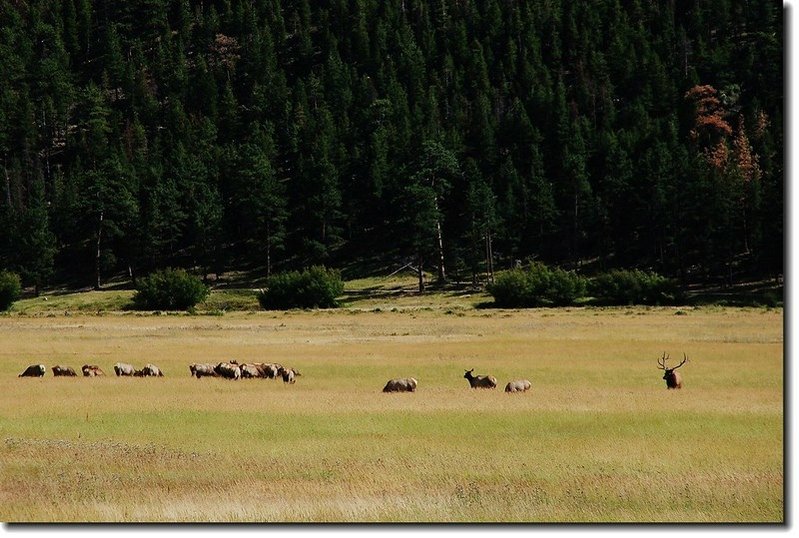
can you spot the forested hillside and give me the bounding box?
[0,0,783,292]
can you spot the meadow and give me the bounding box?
[0,287,783,522]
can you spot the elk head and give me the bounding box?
[657,352,687,389]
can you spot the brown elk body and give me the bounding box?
[657,353,688,389]
[214,362,241,380]
[278,367,301,384]
[383,377,418,393]
[141,364,164,377]
[189,363,217,378]
[18,364,46,377]
[504,379,531,393]
[82,364,105,376]
[239,363,263,378]
[114,362,135,376]
[52,365,78,377]
[464,369,497,389]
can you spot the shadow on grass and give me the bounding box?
[474,284,783,310]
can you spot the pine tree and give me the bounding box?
[409,139,459,284]
[13,176,56,295]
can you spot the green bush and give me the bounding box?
[257,266,344,310]
[589,269,680,305]
[133,268,210,310]
[0,270,22,311]
[487,263,587,307]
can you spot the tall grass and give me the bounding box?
[0,307,783,522]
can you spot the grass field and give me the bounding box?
[0,288,783,522]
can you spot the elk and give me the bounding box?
[114,362,135,376]
[657,352,688,389]
[463,369,497,389]
[383,377,418,393]
[52,365,78,377]
[189,363,218,378]
[504,379,531,393]
[278,366,301,384]
[141,364,164,377]
[18,364,46,377]
[82,364,106,377]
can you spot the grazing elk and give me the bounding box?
[52,365,78,377]
[657,352,688,389]
[463,369,497,389]
[278,366,301,384]
[240,363,266,379]
[214,361,241,380]
[383,377,418,393]
[141,364,164,377]
[504,379,531,393]
[189,363,218,378]
[114,362,136,376]
[18,364,46,377]
[82,364,106,377]
[262,363,283,379]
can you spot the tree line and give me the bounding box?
[0,0,783,293]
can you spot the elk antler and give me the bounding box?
[672,353,688,370]
[657,352,668,370]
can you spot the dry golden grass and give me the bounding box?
[0,305,783,522]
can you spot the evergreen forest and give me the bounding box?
[0,0,784,293]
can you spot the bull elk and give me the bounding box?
[464,369,497,389]
[657,352,688,389]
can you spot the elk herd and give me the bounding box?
[16,359,302,384]
[190,360,301,383]
[16,353,691,390]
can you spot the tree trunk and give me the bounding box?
[485,230,495,284]
[3,158,10,207]
[435,216,446,283]
[417,253,425,293]
[433,195,446,283]
[94,210,104,291]
[266,220,272,277]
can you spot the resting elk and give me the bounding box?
[383,377,418,393]
[504,379,531,393]
[657,352,688,389]
[463,369,497,389]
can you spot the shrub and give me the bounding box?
[0,270,22,311]
[487,262,587,307]
[257,266,344,310]
[133,268,210,310]
[589,269,680,305]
